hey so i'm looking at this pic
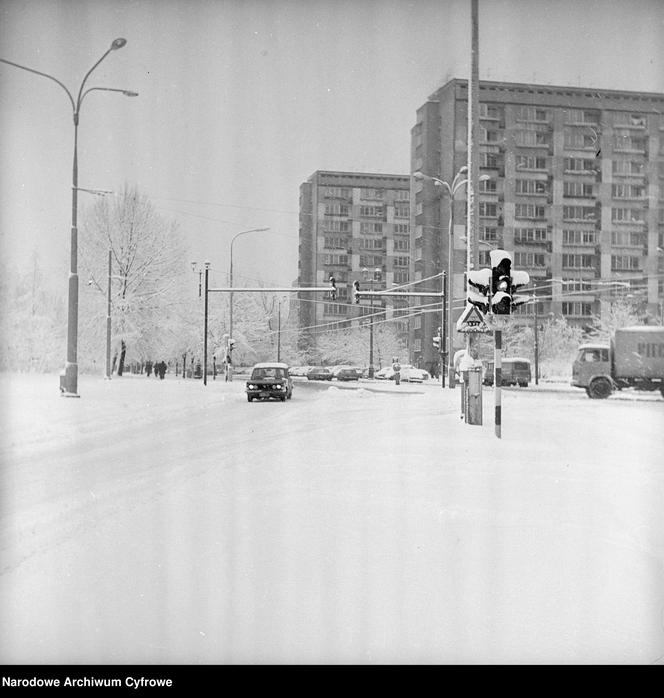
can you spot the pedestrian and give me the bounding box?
[145,360,153,377]
[160,361,166,379]
[392,357,401,385]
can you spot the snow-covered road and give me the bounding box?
[1,372,662,664]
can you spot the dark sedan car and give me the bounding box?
[334,367,362,381]
[307,367,333,381]
[246,362,293,402]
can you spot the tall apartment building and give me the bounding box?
[411,78,664,370]
[298,171,412,352]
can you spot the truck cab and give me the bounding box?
[571,344,612,398]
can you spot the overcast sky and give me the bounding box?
[1,0,663,290]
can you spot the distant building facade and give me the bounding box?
[411,78,664,370]
[298,171,412,358]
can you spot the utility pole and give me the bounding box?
[464,0,483,425]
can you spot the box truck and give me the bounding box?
[571,326,664,399]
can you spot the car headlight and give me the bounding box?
[247,384,256,389]
[275,383,283,390]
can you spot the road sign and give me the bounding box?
[456,303,490,333]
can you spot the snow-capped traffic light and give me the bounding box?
[490,249,513,315]
[329,275,337,300]
[352,279,361,304]
[466,268,492,313]
[510,270,531,309]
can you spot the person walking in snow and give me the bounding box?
[392,357,401,385]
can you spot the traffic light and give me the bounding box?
[352,279,361,304]
[329,275,337,300]
[226,337,235,364]
[510,270,531,309]
[466,268,492,313]
[489,249,513,315]
[432,327,442,352]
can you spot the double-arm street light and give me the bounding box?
[413,169,490,388]
[228,227,270,340]
[1,39,138,397]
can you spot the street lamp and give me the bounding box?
[362,267,381,378]
[228,227,270,341]
[1,39,137,397]
[414,169,490,388]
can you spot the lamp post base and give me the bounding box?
[59,364,80,397]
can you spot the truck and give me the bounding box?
[571,326,664,399]
[482,357,532,387]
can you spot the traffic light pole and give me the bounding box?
[494,328,502,439]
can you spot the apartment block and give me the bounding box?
[411,78,664,370]
[298,171,412,350]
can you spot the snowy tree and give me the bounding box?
[79,186,188,375]
[589,296,644,341]
[0,252,66,372]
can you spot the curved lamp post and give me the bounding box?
[228,227,270,339]
[1,39,137,397]
[413,169,490,388]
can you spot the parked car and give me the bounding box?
[374,366,395,380]
[400,367,430,383]
[307,367,333,381]
[288,366,309,377]
[246,362,293,402]
[334,366,362,381]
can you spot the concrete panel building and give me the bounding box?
[298,171,412,358]
[411,78,664,370]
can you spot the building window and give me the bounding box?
[359,238,384,250]
[611,255,641,271]
[394,204,410,218]
[480,226,499,241]
[562,301,593,316]
[564,109,600,125]
[394,238,410,251]
[324,220,350,233]
[481,128,501,143]
[359,255,382,267]
[479,178,497,193]
[563,205,596,221]
[515,106,549,122]
[515,203,546,219]
[563,181,594,198]
[562,254,595,269]
[325,187,351,199]
[614,133,647,152]
[612,183,646,199]
[323,254,348,266]
[613,160,645,176]
[394,189,410,201]
[516,155,547,170]
[394,270,409,284]
[360,205,384,218]
[394,223,410,234]
[562,229,596,245]
[324,236,348,249]
[611,207,645,223]
[323,303,346,315]
[516,179,548,195]
[393,256,409,267]
[514,227,548,243]
[325,203,349,216]
[564,157,597,173]
[360,222,383,234]
[611,230,646,247]
[479,202,498,217]
[480,104,502,120]
[564,128,597,149]
[360,188,384,200]
[515,129,551,147]
[613,113,646,128]
[515,252,546,267]
[480,152,500,168]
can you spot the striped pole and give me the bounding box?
[494,329,502,438]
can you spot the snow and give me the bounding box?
[0,371,662,665]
